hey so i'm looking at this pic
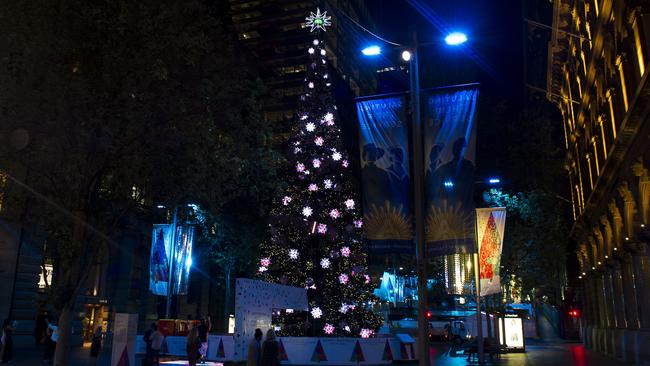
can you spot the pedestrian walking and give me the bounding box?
[143,323,156,366]
[150,324,164,366]
[246,329,263,366]
[43,317,58,364]
[260,329,280,366]
[186,327,200,366]
[197,316,211,364]
[88,326,102,366]
[1,319,14,363]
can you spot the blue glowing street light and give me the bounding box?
[361,45,381,56]
[444,32,468,46]
[488,178,501,184]
[361,32,467,57]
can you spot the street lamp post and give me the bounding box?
[361,28,470,365]
[407,28,430,366]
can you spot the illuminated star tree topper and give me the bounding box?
[305,8,332,32]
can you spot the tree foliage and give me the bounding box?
[483,189,569,299]
[0,0,281,363]
[257,31,382,337]
[478,96,571,302]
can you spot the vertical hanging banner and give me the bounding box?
[476,207,506,296]
[150,224,172,296]
[173,224,195,295]
[149,224,194,296]
[356,95,413,253]
[423,86,479,256]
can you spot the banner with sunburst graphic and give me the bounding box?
[476,207,507,296]
[356,95,413,254]
[423,86,479,256]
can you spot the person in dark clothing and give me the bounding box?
[88,326,102,366]
[1,319,14,363]
[247,329,263,366]
[43,317,58,364]
[260,329,280,366]
[143,323,156,366]
[197,316,211,363]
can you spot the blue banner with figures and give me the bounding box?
[149,224,194,296]
[356,95,413,254]
[150,224,172,296]
[424,87,478,256]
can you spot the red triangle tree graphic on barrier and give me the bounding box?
[311,340,327,362]
[400,342,410,360]
[349,340,365,363]
[116,346,129,366]
[382,340,393,361]
[278,339,289,361]
[217,338,225,358]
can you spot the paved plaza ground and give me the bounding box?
[3,315,625,366]
[5,338,627,366]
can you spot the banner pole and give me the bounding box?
[474,209,484,363]
[409,28,430,366]
[165,206,178,319]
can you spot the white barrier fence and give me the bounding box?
[135,335,412,365]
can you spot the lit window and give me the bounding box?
[586,154,594,189]
[616,55,629,111]
[38,263,53,289]
[632,16,646,77]
[606,89,617,139]
[598,116,607,157]
[239,31,260,40]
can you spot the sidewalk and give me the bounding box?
[8,346,223,366]
[9,345,135,366]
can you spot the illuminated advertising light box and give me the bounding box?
[498,314,525,352]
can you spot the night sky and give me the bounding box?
[366,0,543,101]
[364,1,557,184]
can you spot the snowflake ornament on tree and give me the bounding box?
[320,258,331,269]
[340,246,351,257]
[323,323,335,335]
[360,329,374,339]
[311,307,323,319]
[323,112,335,125]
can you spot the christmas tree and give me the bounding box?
[258,8,382,337]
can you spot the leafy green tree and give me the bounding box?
[483,189,569,301]
[0,0,281,364]
[477,95,570,303]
